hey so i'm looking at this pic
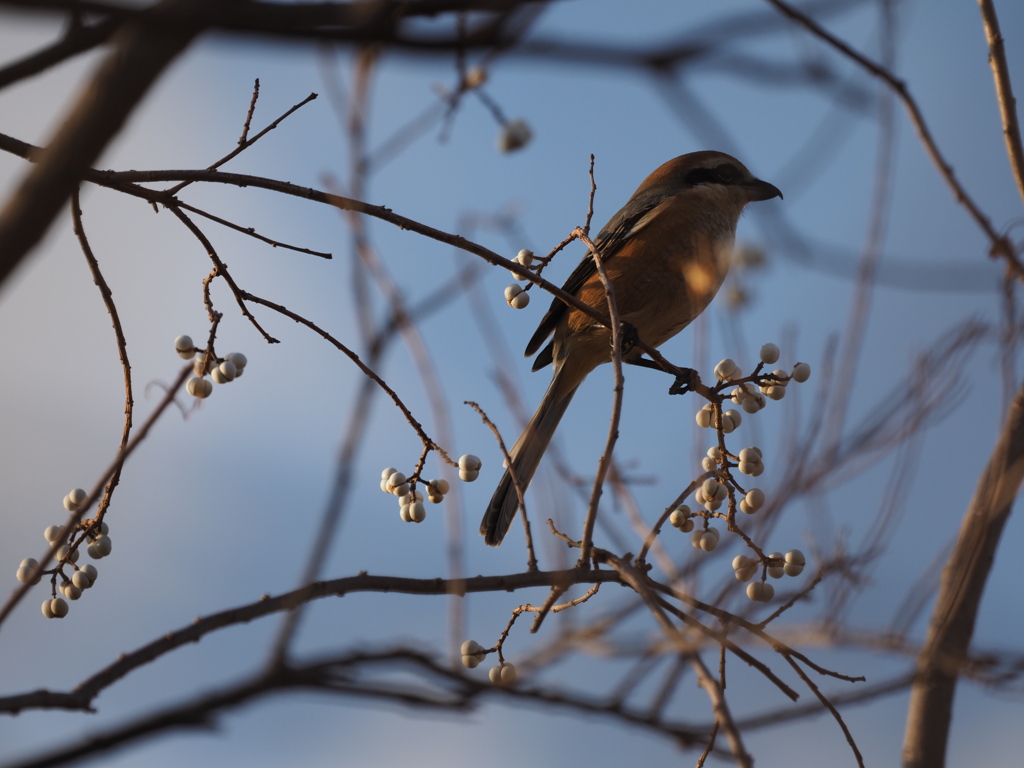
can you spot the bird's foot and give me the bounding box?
[669,367,699,395]
[617,322,639,357]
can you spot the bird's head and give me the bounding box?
[639,150,782,210]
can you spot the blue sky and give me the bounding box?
[1,1,1023,765]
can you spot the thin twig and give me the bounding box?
[164,88,318,196]
[166,204,280,343]
[175,198,332,258]
[240,290,455,467]
[465,400,538,570]
[573,227,625,568]
[70,189,134,525]
[977,0,1024,206]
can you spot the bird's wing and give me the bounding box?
[525,190,669,369]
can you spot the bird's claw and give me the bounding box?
[669,367,699,395]
[617,322,639,356]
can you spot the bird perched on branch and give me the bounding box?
[480,150,782,546]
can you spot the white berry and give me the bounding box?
[740,488,765,515]
[497,119,532,153]
[746,582,774,602]
[721,410,741,433]
[49,597,69,618]
[458,454,482,471]
[695,405,713,428]
[219,360,237,381]
[741,393,766,412]
[465,66,487,88]
[186,376,212,398]
[669,505,690,529]
[408,502,426,523]
[791,362,811,383]
[714,358,741,382]
[63,488,87,512]
[784,549,806,576]
[16,560,40,585]
[61,582,82,600]
[759,343,780,365]
[510,291,530,309]
[89,536,112,558]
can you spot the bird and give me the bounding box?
[480,150,782,547]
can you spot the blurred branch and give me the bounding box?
[3,645,738,768]
[239,290,456,466]
[0,0,205,290]
[764,0,1024,278]
[0,15,119,89]
[902,376,1024,766]
[0,363,194,629]
[0,0,537,47]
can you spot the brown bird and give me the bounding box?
[480,151,782,546]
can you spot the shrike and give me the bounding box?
[481,151,782,546]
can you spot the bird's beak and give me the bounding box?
[746,178,783,201]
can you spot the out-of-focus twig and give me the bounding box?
[764,0,1024,278]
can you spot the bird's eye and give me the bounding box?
[683,167,717,186]
[714,164,740,184]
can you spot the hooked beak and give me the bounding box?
[746,178,783,202]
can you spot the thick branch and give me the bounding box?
[0,0,209,290]
[902,378,1024,766]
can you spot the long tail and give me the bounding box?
[480,374,579,546]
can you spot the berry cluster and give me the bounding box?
[696,346,811,428]
[460,639,517,686]
[673,345,813,601]
[503,249,535,310]
[174,335,248,399]
[733,550,806,602]
[378,455,479,524]
[15,488,110,619]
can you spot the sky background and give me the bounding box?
[1,0,1023,765]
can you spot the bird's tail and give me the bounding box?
[480,375,579,546]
